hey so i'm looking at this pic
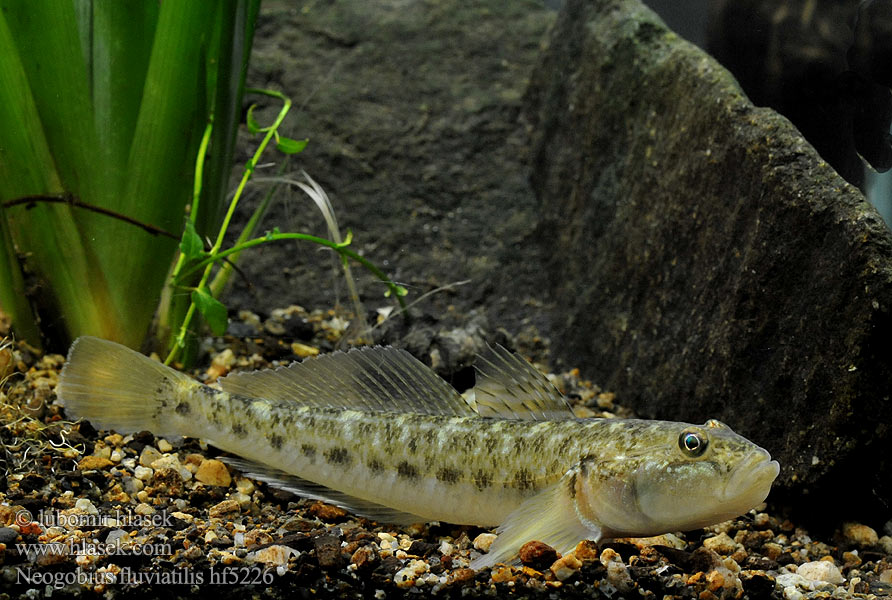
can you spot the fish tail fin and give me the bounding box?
[56,336,197,437]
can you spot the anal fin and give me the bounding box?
[220,457,427,526]
[469,466,601,570]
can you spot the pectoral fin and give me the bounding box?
[469,466,602,570]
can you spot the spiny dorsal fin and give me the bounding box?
[219,346,476,416]
[220,457,427,525]
[472,345,575,421]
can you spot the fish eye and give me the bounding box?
[678,430,708,457]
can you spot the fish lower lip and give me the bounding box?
[724,452,780,500]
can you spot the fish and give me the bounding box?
[55,336,780,569]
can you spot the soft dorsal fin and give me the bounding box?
[219,346,476,416]
[471,345,575,421]
[220,457,427,525]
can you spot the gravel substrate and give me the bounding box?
[0,307,890,598]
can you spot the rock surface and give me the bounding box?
[230,0,555,339]
[525,0,892,524]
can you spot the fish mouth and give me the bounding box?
[723,449,780,505]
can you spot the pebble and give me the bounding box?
[209,498,240,518]
[291,342,319,357]
[777,572,814,591]
[235,477,255,495]
[195,459,231,487]
[77,456,113,470]
[157,439,173,453]
[243,530,273,548]
[703,531,740,555]
[134,503,155,516]
[314,534,345,569]
[472,532,497,553]
[351,545,379,570]
[151,454,192,481]
[550,554,582,581]
[518,540,559,568]
[600,548,634,593]
[123,476,144,494]
[133,466,154,481]
[139,446,162,467]
[571,540,599,562]
[841,522,878,547]
[307,500,347,521]
[74,498,98,515]
[232,492,253,508]
[881,535,892,554]
[247,544,298,566]
[0,527,18,544]
[206,348,236,379]
[393,559,429,588]
[797,560,844,584]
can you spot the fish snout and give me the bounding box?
[723,448,780,504]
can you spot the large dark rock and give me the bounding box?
[525,0,892,524]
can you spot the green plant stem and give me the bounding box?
[177,232,407,308]
[164,89,293,364]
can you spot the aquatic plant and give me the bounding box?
[161,91,406,364]
[0,1,260,351]
[0,2,405,359]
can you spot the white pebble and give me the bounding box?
[783,586,805,600]
[134,466,154,481]
[776,572,815,590]
[797,561,844,584]
[74,498,98,515]
[473,532,497,552]
[109,449,124,463]
[393,559,428,589]
[157,438,173,453]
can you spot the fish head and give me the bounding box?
[573,419,780,537]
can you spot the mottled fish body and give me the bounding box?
[56,337,779,568]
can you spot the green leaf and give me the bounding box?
[191,287,228,336]
[179,220,204,259]
[275,136,308,154]
[246,103,262,133]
